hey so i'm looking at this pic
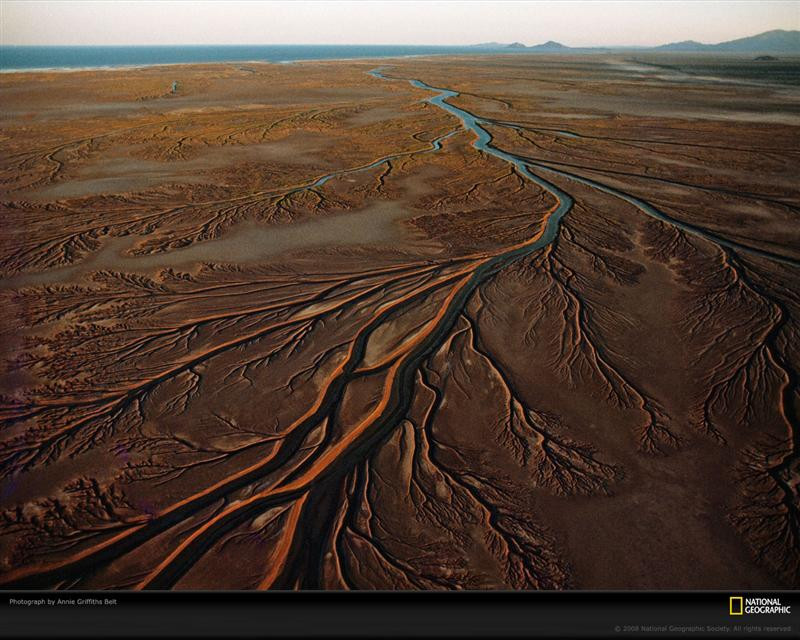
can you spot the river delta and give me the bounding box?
[0,55,797,589]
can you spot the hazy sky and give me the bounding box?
[2,1,798,47]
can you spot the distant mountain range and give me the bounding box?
[472,30,800,54]
[652,30,800,52]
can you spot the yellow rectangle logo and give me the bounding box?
[730,596,744,615]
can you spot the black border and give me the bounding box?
[2,589,798,638]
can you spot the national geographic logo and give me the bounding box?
[730,596,792,616]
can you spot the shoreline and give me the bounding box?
[0,51,507,75]
[2,50,794,76]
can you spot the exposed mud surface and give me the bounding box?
[0,56,797,590]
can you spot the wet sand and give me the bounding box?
[1,199,438,289]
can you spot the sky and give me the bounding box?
[1,0,798,47]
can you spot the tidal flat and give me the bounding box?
[0,55,797,589]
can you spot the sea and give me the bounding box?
[0,45,509,72]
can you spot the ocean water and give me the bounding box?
[0,45,507,71]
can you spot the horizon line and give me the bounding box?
[1,28,797,49]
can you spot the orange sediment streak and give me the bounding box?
[256,494,308,590]
[0,265,477,587]
[133,273,474,588]
[19,262,445,411]
[0,189,562,587]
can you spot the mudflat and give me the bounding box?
[0,55,797,589]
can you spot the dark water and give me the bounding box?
[370,69,797,269]
[0,45,507,71]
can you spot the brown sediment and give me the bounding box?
[0,54,797,590]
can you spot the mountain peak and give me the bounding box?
[527,40,569,51]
